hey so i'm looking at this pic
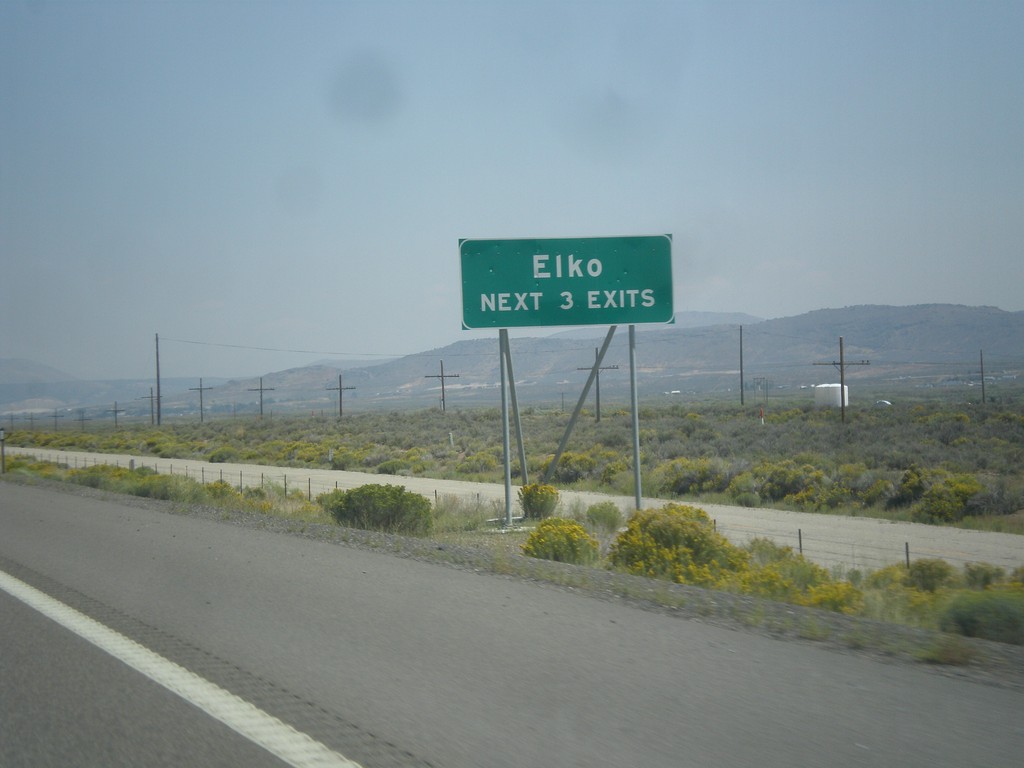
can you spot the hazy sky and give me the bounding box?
[2,0,1021,380]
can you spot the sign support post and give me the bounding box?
[460,235,673,516]
[499,330,513,526]
[629,325,642,510]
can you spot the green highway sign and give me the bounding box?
[460,235,673,329]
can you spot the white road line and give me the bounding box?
[0,568,361,768]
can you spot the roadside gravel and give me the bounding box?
[4,470,1023,692]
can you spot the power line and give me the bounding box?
[161,337,410,359]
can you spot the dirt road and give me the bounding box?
[9,446,1022,573]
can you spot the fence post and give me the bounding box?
[798,528,803,555]
[905,542,910,568]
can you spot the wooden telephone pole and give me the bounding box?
[813,336,870,423]
[578,347,619,422]
[425,360,459,412]
[108,401,126,428]
[189,378,213,423]
[247,377,275,418]
[326,374,356,418]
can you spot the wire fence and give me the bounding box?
[10,448,1022,574]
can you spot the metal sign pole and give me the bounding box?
[499,330,513,526]
[502,332,529,486]
[629,325,642,509]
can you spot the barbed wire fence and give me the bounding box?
[12,448,1021,575]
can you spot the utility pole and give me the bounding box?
[980,349,986,405]
[247,377,275,418]
[76,410,92,431]
[752,376,770,403]
[578,347,619,422]
[52,408,65,431]
[813,336,870,423]
[189,378,213,423]
[138,387,157,425]
[425,360,460,412]
[739,325,745,406]
[326,374,356,418]
[155,333,162,426]
[109,401,125,428]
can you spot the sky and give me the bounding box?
[2,0,1022,380]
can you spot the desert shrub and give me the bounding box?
[906,558,958,593]
[522,518,599,565]
[69,465,119,488]
[432,494,492,533]
[317,483,432,535]
[864,564,909,590]
[745,537,794,567]
[732,538,857,610]
[610,503,749,586]
[456,451,498,474]
[726,471,758,504]
[131,474,186,501]
[798,582,865,614]
[963,562,1006,590]
[600,458,629,485]
[376,458,411,475]
[518,483,559,519]
[758,460,818,501]
[585,501,624,534]
[887,465,928,509]
[652,457,731,496]
[547,451,598,483]
[733,492,761,508]
[205,479,237,499]
[911,474,983,523]
[939,590,1024,645]
[208,446,240,463]
[329,448,363,470]
[243,486,268,500]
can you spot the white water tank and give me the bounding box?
[814,383,848,408]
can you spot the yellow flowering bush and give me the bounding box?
[609,503,749,587]
[522,518,599,565]
[518,483,559,519]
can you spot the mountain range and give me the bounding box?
[2,304,1021,421]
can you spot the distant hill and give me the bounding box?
[0,358,77,385]
[549,311,763,339]
[3,305,1022,420]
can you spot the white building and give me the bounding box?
[814,383,849,408]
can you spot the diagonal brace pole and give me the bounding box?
[542,325,617,485]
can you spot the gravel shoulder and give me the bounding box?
[4,468,1024,693]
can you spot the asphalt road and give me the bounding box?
[1,482,1022,767]
[10,447,1024,573]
